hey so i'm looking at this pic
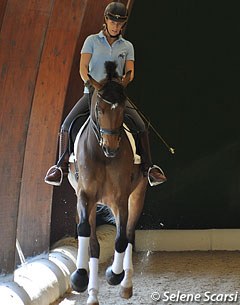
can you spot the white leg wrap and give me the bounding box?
[76,236,90,270]
[123,243,133,271]
[121,269,133,288]
[121,243,133,288]
[112,251,125,274]
[88,257,99,293]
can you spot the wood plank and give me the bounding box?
[0,0,53,275]
[0,0,7,29]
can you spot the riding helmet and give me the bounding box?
[104,2,128,22]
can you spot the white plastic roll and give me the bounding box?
[0,281,31,305]
[0,225,116,305]
[49,245,77,293]
[14,258,64,305]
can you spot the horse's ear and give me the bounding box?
[121,70,132,87]
[87,74,103,90]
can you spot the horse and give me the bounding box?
[68,61,148,305]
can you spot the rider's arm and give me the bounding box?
[79,53,92,83]
[124,60,134,82]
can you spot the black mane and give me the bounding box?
[105,61,119,80]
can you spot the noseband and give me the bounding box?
[90,92,124,146]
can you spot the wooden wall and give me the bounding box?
[0,0,55,275]
[0,0,132,276]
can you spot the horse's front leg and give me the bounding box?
[120,243,133,299]
[87,206,100,305]
[120,180,147,299]
[105,202,128,287]
[71,191,91,293]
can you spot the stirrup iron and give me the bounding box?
[148,165,166,187]
[44,165,63,186]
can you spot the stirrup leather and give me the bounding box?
[44,165,63,186]
[148,165,166,187]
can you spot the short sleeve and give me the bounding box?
[81,35,94,54]
[126,42,134,61]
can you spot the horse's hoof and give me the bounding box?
[105,266,124,285]
[87,297,99,305]
[120,285,133,299]
[87,289,99,305]
[70,268,89,292]
[87,299,99,305]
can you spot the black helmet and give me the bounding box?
[104,2,128,23]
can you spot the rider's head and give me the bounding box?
[104,2,128,38]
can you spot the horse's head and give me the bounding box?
[88,61,131,158]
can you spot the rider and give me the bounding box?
[44,1,167,187]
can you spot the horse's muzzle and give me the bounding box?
[102,145,119,158]
[100,134,121,158]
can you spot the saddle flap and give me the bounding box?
[69,117,90,164]
[123,124,141,164]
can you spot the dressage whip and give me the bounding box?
[127,97,175,155]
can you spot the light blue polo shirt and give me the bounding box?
[81,30,134,93]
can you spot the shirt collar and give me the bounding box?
[98,30,123,42]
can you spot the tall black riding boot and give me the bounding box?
[139,130,167,186]
[44,130,69,186]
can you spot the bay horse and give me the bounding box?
[68,61,148,305]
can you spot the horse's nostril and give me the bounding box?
[103,146,118,158]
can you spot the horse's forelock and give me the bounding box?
[95,61,126,105]
[100,81,126,106]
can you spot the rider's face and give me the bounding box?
[105,18,125,36]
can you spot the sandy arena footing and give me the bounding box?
[52,250,240,305]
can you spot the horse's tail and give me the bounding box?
[105,61,119,80]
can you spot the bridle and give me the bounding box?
[90,91,124,147]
